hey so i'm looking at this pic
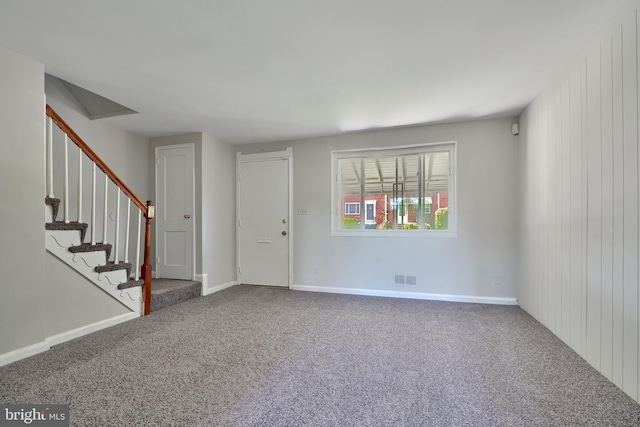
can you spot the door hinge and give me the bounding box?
[156,157,160,165]
[238,172,241,181]
[238,219,241,227]
[156,256,160,264]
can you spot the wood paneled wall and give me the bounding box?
[519,0,640,403]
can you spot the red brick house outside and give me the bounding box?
[342,192,449,229]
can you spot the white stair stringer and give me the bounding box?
[45,229,142,315]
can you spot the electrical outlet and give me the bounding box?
[298,207,309,215]
[494,275,501,286]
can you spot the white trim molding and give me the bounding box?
[291,285,518,306]
[0,312,138,367]
[0,341,50,368]
[202,280,237,296]
[45,312,139,347]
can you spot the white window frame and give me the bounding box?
[344,202,360,215]
[331,141,457,237]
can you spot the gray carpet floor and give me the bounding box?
[2,285,640,426]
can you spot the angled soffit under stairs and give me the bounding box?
[54,75,137,120]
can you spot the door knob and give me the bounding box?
[184,214,191,219]
[282,231,287,236]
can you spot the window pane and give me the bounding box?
[424,151,449,230]
[363,156,393,230]
[395,154,420,230]
[339,158,361,229]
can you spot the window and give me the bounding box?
[332,142,455,235]
[344,202,360,215]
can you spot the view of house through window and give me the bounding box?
[334,143,454,233]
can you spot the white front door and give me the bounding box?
[237,149,291,287]
[156,144,194,280]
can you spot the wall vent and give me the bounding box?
[394,274,405,285]
[406,275,417,285]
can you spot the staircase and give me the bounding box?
[45,105,153,316]
[45,197,144,313]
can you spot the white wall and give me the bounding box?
[0,45,46,355]
[202,132,237,289]
[238,118,519,302]
[518,0,640,402]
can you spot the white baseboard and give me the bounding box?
[203,280,237,296]
[291,285,518,306]
[0,312,139,368]
[0,341,50,368]
[46,312,139,347]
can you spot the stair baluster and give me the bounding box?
[77,146,82,223]
[102,174,108,244]
[114,188,121,263]
[64,134,69,223]
[135,210,141,281]
[91,163,96,245]
[124,199,131,263]
[47,116,54,198]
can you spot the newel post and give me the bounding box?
[142,200,154,315]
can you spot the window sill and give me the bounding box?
[331,229,457,238]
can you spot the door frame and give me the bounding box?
[154,143,196,280]
[236,148,293,289]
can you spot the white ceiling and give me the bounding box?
[0,0,625,144]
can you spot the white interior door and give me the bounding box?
[156,144,194,280]
[237,150,291,287]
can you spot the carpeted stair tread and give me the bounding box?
[68,243,112,260]
[117,279,144,290]
[95,262,132,279]
[45,197,60,221]
[151,279,202,312]
[45,221,88,242]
